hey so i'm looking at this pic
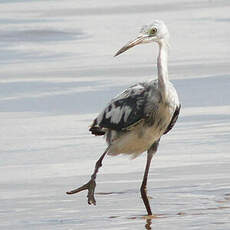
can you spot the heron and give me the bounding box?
[67,20,181,216]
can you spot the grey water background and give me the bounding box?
[0,0,230,229]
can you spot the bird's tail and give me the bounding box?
[89,126,105,136]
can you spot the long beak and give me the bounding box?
[114,35,147,57]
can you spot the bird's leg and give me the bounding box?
[140,140,159,216]
[140,151,154,215]
[66,146,109,205]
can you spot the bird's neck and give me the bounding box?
[157,39,169,95]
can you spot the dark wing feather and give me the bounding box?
[90,83,150,134]
[163,104,181,135]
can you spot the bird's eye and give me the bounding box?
[149,28,157,36]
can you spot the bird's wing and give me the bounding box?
[90,81,159,134]
[163,104,181,135]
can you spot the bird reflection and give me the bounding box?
[145,218,152,230]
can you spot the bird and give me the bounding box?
[66,20,181,216]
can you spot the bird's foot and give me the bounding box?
[66,178,96,205]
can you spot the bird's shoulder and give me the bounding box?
[90,80,161,133]
[166,81,179,105]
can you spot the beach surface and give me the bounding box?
[0,0,230,229]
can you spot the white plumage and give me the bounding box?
[67,20,181,216]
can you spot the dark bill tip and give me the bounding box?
[114,36,146,57]
[114,46,130,57]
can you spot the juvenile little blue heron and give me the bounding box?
[67,20,181,216]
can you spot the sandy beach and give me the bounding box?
[0,0,230,229]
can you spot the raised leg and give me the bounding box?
[66,146,109,205]
[140,140,160,215]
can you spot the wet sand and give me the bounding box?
[0,0,230,229]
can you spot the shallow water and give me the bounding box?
[0,0,230,229]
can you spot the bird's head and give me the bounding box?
[114,20,169,57]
